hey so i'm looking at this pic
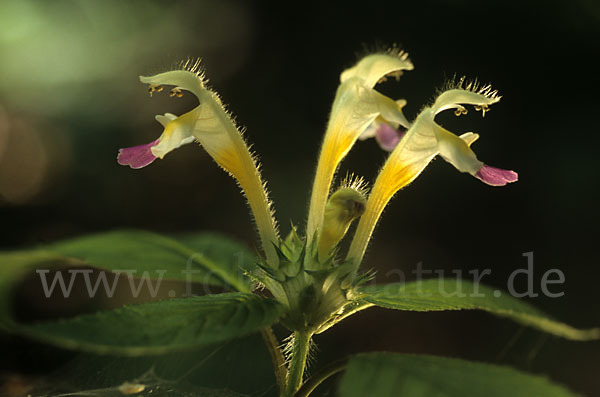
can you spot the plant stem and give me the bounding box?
[261,327,287,395]
[295,357,348,397]
[284,331,312,397]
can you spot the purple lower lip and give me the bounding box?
[475,164,518,186]
[117,139,160,169]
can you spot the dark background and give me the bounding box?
[0,0,598,395]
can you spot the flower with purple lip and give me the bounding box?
[116,59,280,265]
[356,78,518,189]
[347,78,519,266]
[117,110,195,170]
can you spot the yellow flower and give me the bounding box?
[118,50,519,336]
[117,60,280,265]
[347,78,517,268]
[305,49,413,250]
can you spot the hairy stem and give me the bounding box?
[284,331,312,397]
[261,327,287,395]
[295,357,348,397]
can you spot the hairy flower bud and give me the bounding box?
[318,187,366,261]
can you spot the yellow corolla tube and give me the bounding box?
[119,60,280,266]
[347,79,516,271]
[305,50,413,250]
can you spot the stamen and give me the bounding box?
[147,84,163,96]
[454,106,468,116]
[169,87,183,98]
[474,104,489,117]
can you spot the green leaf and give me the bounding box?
[19,334,276,396]
[0,250,74,327]
[185,332,278,396]
[16,292,283,355]
[47,229,254,292]
[360,279,600,341]
[339,353,579,397]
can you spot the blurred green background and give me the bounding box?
[0,0,599,395]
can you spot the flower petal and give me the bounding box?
[140,69,205,99]
[340,50,413,88]
[347,111,441,266]
[117,139,160,169]
[306,85,409,243]
[437,126,518,186]
[431,78,501,115]
[372,93,410,129]
[348,82,515,273]
[459,132,479,146]
[136,66,280,266]
[155,113,177,127]
[150,109,197,159]
[369,122,405,152]
[435,124,483,175]
[358,123,377,141]
[475,165,519,186]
